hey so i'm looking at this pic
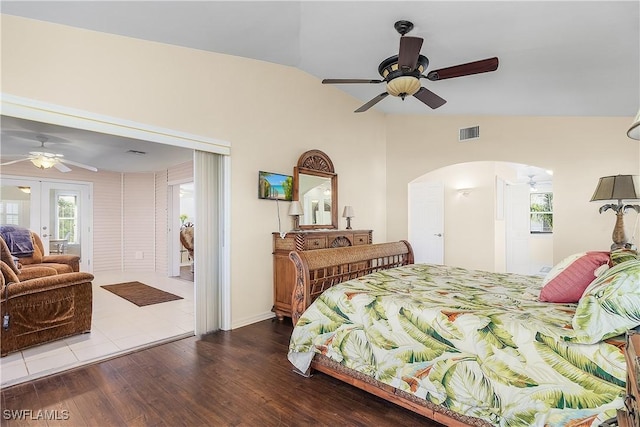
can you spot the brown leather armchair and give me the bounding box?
[1,260,94,357]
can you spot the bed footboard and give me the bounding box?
[288,240,413,325]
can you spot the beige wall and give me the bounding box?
[1,15,388,327]
[386,115,639,263]
[2,16,638,328]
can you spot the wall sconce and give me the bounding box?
[18,186,31,194]
[342,205,355,229]
[288,201,303,231]
[590,174,640,250]
[457,188,473,197]
[628,109,640,140]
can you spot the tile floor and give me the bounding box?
[0,270,195,388]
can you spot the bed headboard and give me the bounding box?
[288,240,414,325]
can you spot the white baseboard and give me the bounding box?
[230,311,276,330]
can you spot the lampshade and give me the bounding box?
[629,109,640,140]
[386,76,421,97]
[342,206,355,218]
[590,175,640,202]
[288,201,303,216]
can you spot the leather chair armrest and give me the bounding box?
[41,255,81,272]
[3,272,94,300]
[42,254,80,263]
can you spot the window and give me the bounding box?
[0,202,20,225]
[56,193,78,243]
[530,192,553,233]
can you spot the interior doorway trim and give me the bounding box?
[1,93,232,331]
[1,94,230,155]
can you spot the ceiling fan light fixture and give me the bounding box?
[386,76,421,98]
[29,152,58,169]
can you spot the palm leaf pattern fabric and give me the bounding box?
[288,264,626,426]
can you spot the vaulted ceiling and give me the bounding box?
[3,1,638,116]
[1,1,638,172]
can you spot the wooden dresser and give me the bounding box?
[272,229,372,319]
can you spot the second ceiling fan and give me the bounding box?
[322,20,499,113]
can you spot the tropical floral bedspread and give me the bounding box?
[288,263,626,427]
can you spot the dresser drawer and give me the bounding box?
[273,236,296,252]
[305,237,327,250]
[353,233,371,245]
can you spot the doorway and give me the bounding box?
[407,161,553,274]
[2,94,231,334]
[169,181,195,280]
[0,94,231,386]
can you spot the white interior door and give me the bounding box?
[505,183,531,274]
[0,177,92,272]
[409,181,444,264]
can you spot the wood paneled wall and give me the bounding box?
[2,160,193,274]
[123,173,156,271]
[91,172,123,272]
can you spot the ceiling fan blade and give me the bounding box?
[0,158,29,166]
[426,57,499,81]
[413,87,447,109]
[354,92,389,113]
[322,79,384,84]
[59,158,98,172]
[398,36,423,71]
[53,162,72,173]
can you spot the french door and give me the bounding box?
[0,176,92,272]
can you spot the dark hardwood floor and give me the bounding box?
[1,318,442,426]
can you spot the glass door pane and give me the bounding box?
[0,185,31,226]
[0,178,40,231]
[41,182,91,272]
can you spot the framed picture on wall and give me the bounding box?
[258,171,293,201]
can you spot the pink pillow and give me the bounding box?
[539,251,611,303]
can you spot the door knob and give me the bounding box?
[434,233,442,237]
[42,234,48,237]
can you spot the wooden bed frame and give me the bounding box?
[288,241,491,427]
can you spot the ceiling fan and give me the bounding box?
[322,20,499,113]
[0,135,98,172]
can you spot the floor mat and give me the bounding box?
[100,281,183,306]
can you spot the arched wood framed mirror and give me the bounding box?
[293,150,338,229]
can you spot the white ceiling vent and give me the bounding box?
[459,126,480,142]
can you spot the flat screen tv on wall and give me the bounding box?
[258,171,293,201]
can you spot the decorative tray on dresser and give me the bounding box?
[272,229,372,320]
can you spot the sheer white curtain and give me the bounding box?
[194,150,226,334]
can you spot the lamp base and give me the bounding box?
[346,217,352,230]
[611,210,628,251]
